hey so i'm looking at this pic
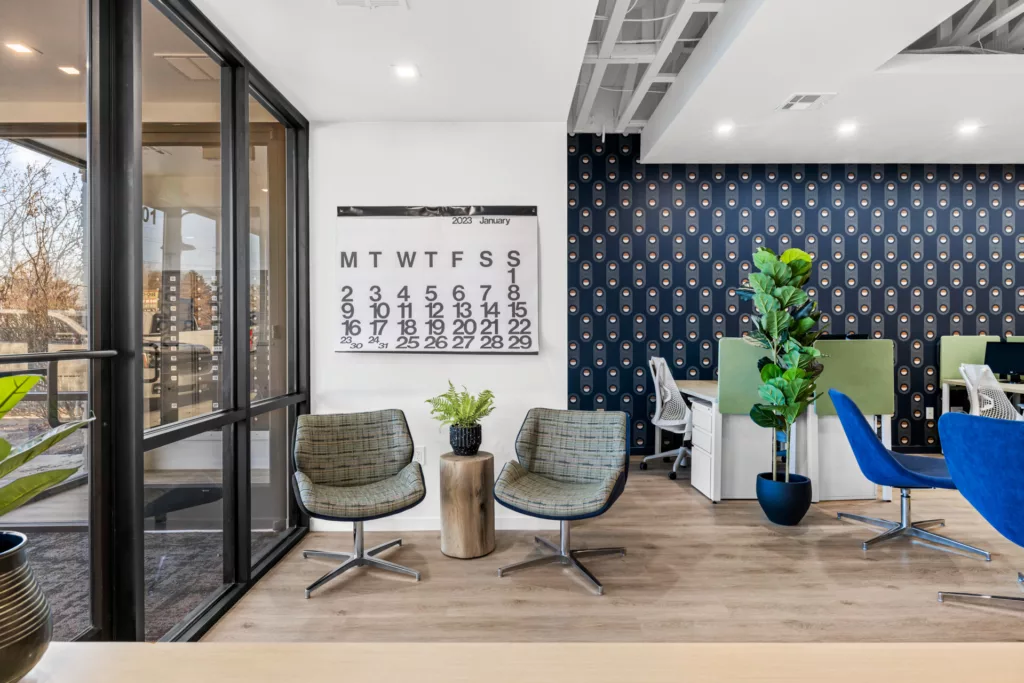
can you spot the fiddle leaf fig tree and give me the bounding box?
[0,375,91,518]
[741,247,826,482]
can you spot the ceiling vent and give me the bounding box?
[157,54,219,81]
[777,93,836,111]
[335,0,410,9]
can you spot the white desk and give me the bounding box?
[675,380,777,502]
[675,379,882,503]
[675,380,722,501]
[941,379,1024,415]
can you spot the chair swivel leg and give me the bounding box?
[303,521,420,598]
[937,571,1024,608]
[837,488,990,560]
[497,521,625,595]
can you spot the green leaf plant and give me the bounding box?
[425,381,496,428]
[0,375,93,518]
[740,247,826,483]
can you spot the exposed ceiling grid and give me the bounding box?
[570,0,725,135]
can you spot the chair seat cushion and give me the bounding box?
[493,461,621,520]
[294,461,425,521]
[891,452,955,489]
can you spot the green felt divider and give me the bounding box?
[1007,337,1024,343]
[813,339,895,416]
[718,338,768,415]
[938,335,998,382]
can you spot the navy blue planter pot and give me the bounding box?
[449,424,482,456]
[756,473,812,526]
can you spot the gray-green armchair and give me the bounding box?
[292,410,426,598]
[494,408,629,595]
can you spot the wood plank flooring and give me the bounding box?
[204,460,1024,642]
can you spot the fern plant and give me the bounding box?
[425,382,496,427]
[0,375,92,517]
[740,247,826,483]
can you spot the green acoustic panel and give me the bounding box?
[1008,337,1024,343]
[938,335,998,382]
[718,338,769,415]
[813,340,895,416]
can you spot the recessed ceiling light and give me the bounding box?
[958,121,981,136]
[58,66,80,75]
[837,121,857,136]
[392,64,419,80]
[261,188,269,193]
[5,43,37,54]
[715,121,735,136]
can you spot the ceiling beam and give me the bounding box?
[582,43,658,64]
[960,0,1024,45]
[574,0,632,131]
[943,0,995,45]
[1003,8,1024,46]
[614,0,703,133]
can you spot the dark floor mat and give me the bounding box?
[25,530,284,641]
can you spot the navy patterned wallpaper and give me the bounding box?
[566,133,1024,453]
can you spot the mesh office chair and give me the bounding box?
[959,363,1024,421]
[639,357,692,480]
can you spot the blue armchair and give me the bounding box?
[937,412,1024,607]
[829,389,989,559]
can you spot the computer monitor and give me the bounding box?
[983,341,1024,380]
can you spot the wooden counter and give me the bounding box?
[23,642,1024,683]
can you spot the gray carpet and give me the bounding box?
[25,531,285,641]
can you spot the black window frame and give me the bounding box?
[83,0,310,642]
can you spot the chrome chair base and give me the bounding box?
[302,521,419,598]
[937,572,1024,608]
[837,488,990,560]
[497,521,624,595]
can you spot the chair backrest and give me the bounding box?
[959,363,1024,421]
[648,356,689,428]
[515,408,628,485]
[938,412,1024,547]
[828,389,913,487]
[293,409,413,487]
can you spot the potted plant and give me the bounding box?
[742,247,825,526]
[426,382,495,456]
[0,374,92,682]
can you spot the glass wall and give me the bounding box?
[0,0,92,641]
[0,0,308,643]
[141,2,224,430]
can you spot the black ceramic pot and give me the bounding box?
[0,531,51,683]
[755,473,812,526]
[449,424,482,456]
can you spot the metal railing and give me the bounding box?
[0,350,117,427]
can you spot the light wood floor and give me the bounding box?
[204,461,1024,642]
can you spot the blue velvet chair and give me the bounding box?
[829,389,990,559]
[937,412,1024,607]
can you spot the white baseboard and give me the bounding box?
[310,515,559,533]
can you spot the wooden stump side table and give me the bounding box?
[439,451,496,559]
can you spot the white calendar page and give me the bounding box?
[335,207,539,353]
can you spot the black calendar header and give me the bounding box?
[337,205,537,217]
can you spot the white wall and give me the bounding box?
[310,122,567,531]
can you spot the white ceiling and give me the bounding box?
[641,0,1024,163]
[190,0,598,123]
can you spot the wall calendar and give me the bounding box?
[335,206,539,354]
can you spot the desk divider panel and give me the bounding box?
[717,338,768,416]
[813,340,895,417]
[938,335,999,383]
